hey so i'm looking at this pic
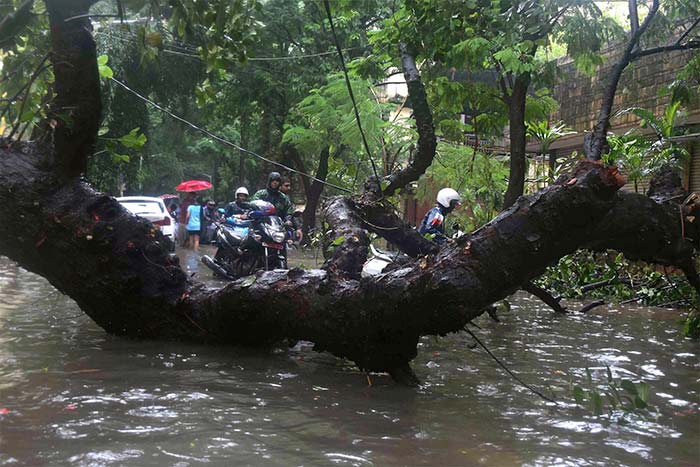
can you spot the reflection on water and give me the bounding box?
[0,254,698,466]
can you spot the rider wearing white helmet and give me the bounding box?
[418,188,462,245]
[225,186,250,217]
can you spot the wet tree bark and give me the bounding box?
[44,0,102,179]
[0,0,696,386]
[382,43,437,197]
[0,143,633,382]
[285,144,331,243]
[502,73,531,210]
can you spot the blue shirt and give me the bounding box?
[186,204,202,231]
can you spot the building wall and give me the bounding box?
[550,47,699,135]
[690,141,700,192]
[540,43,699,194]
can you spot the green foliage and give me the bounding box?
[97,54,113,79]
[118,127,147,149]
[97,127,148,165]
[537,250,697,308]
[555,5,623,74]
[605,98,691,189]
[527,120,575,154]
[570,366,652,420]
[0,1,52,138]
[524,92,560,123]
[362,0,637,209]
[416,143,507,230]
[284,72,413,188]
[4,0,699,213]
[683,309,700,338]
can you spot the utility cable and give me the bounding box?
[249,49,362,61]
[463,324,557,404]
[322,0,381,183]
[96,30,364,62]
[109,76,352,193]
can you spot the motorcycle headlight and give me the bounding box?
[272,231,285,243]
[253,233,262,241]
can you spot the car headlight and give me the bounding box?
[272,231,285,243]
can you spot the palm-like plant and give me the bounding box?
[609,100,691,192]
[526,120,576,184]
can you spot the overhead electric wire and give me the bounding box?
[96,30,365,62]
[322,0,381,183]
[109,76,352,194]
[249,49,363,61]
[463,325,557,404]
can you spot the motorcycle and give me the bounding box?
[201,200,288,280]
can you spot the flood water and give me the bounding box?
[0,251,698,466]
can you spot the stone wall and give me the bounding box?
[544,44,700,192]
[550,46,699,138]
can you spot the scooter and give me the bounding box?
[201,200,288,280]
[361,244,411,277]
[362,223,466,277]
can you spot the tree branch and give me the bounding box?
[0,0,34,45]
[630,40,700,60]
[629,0,639,35]
[45,0,102,178]
[283,143,310,195]
[6,54,51,140]
[523,4,570,41]
[382,43,437,197]
[586,0,660,160]
[523,282,567,314]
[675,16,700,46]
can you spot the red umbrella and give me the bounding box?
[176,180,212,192]
[158,194,179,199]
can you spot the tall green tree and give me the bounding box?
[585,0,700,160]
[363,0,622,208]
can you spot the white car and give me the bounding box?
[117,196,176,250]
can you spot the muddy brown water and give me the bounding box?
[0,250,698,466]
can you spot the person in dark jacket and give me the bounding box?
[418,188,461,245]
[251,172,292,220]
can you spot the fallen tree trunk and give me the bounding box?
[1,0,697,386]
[0,142,633,381]
[1,140,696,382]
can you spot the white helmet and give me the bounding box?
[436,188,461,209]
[235,187,249,197]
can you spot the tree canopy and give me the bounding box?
[2,0,698,204]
